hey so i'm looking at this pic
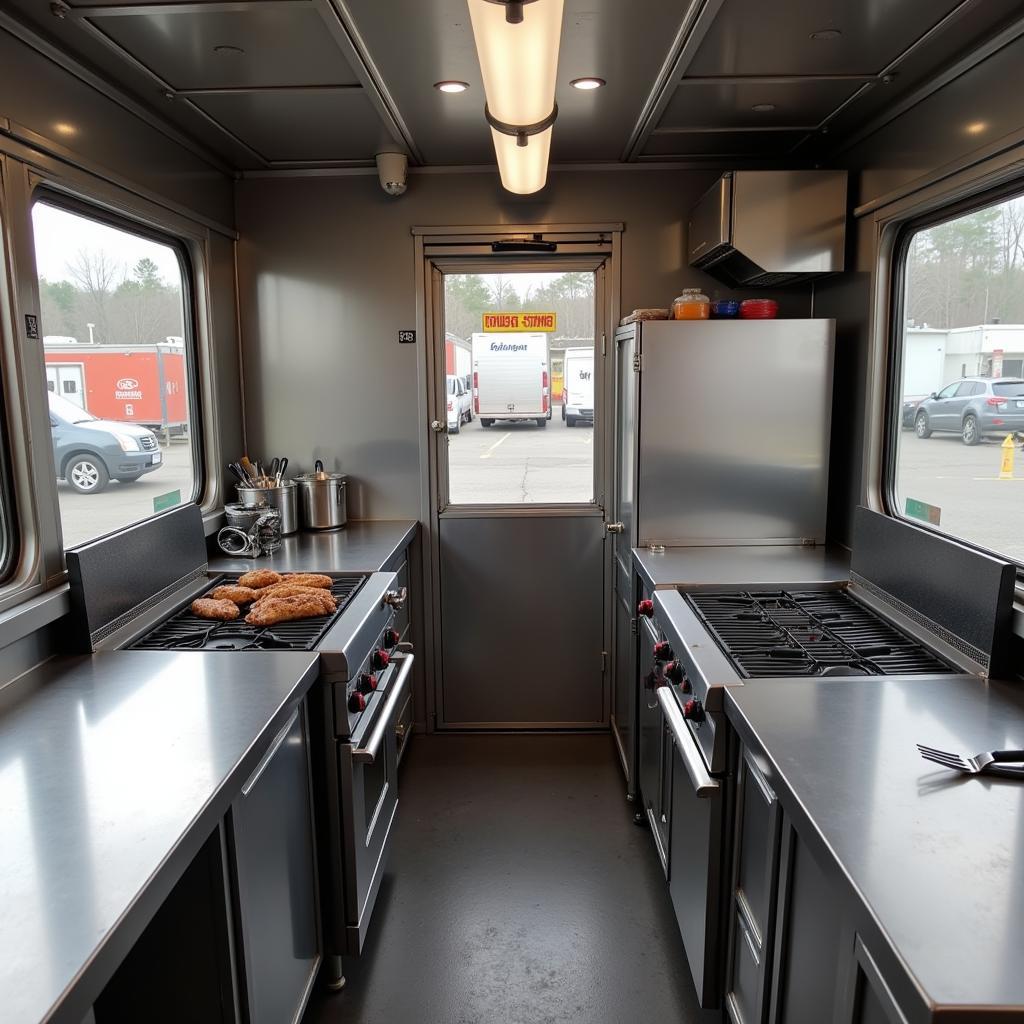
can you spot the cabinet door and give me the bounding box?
[841,937,909,1024]
[637,615,668,872]
[611,565,635,788]
[231,705,320,1024]
[769,822,845,1024]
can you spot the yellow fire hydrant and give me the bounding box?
[999,434,1015,480]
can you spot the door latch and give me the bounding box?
[605,521,625,534]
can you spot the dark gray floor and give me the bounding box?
[303,733,720,1024]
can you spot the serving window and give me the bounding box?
[30,197,201,550]
[888,186,1024,567]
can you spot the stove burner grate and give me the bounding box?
[687,589,956,678]
[129,573,366,652]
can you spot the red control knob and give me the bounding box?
[683,698,705,722]
[665,660,684,684]
[358,673,378,694]
[637,600,654,617]
[383,628,400,648]
[654,641,674,662]
[373,649,391,670]
[681,677,693,694]
[348,691,367,713]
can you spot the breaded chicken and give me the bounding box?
[280,573,333,590]
[256,582,338,604]
[245,593,334,626]
[191,597,240,621]
[237,569,283,589]
[208,585,259,604]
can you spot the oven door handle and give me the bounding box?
[657,685,719,797]
[352,654,414,765]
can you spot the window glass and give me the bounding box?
[443,270,596,505]
[32,200,198,549]
[893,191,1024,564]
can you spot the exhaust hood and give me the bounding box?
[688,170,848,288]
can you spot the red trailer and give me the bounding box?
[445,332,472,381]
[43,344,188,435]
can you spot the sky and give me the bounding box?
[31,202,183,286]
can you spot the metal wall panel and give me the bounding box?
[234,169,814,519]
[437,514,604,727]
[636,319,834,545]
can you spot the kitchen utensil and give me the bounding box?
[916,744,1024,778]
[237,481,298,534]
[295,463,347,531]
[277,457,288,485]
[710,299,740,318]
[240,455,257,481]
[227,463,247,486]
[270,457,280,483]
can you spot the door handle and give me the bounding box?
[430,420,446,433]
[605,521,625,534]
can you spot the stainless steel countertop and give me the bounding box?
[725,675,1024,1021]
[631,543,850,591]
[0,651,320,1024]
[209,519,417,574]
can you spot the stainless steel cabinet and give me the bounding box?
[230,705,320,1024]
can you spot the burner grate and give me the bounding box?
[687,589,956,678]
[129,573,366,652]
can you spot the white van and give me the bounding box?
[561,347,595,427]
[471,332,551,428]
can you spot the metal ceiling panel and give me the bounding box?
[658,79,858,130]
[688,0,968,76]
[341,0,689,164]
[641,130,806,158]
[192,88,389,162]
[89,4,361,89]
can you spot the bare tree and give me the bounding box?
[66,249,122,342]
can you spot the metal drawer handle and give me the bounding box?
[352,655,414,765]
[657,686,718,797]
[384,586,408,610]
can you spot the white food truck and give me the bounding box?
[561,346,595,427]
[471,332,551,428]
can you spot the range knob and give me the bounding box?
[665,661,684,684]
[654,641,674,661]
[373,649,391,670]
[383,628,400,648]
[683,698,705,722]
[637,599,654,618]
[357,672,378,694]
[348,691,367,713]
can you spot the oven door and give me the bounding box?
[339,653,414,955]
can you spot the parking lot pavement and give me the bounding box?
[446,413,595,505]
[895,429,1024,561]
[57,442,195,549]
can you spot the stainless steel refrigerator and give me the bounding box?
[610,318,835,791]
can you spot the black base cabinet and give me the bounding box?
[728,743,910,1024]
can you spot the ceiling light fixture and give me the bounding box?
[435,81,470,93]
[212,44,245,55]
[468,0,564,195]
[809,29,841,41]
[965,121,988,135]
[571,77,605,90]
[751,103,776,112]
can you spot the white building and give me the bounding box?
[904,323,1024,393]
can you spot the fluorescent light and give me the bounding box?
[435,81,470,93]
[491,125,552,194]
[571,77,605,90]
[468,0,564,194]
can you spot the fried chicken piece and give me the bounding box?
[256,582,338,604]
[208,585,259,605]
[237,569,283,589]
[245,593,334,626]
[191,598,240,621]
[281,573,333,590]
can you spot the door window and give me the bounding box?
[890,189,1024,564]
[31,199,200,549]
[442,270,597,506]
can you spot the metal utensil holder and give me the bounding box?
[218,502,282,557]
[236,482,298,534]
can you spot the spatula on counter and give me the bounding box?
[916,744,1024,779]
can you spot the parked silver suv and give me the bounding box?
[914,377,1024,445]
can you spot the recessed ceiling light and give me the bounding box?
[809,29,842,41]
[751,103,776,112]
[571,77,606,90]
[435,81,470,93]
[965,121,988,135]
[213,44,245,56]
[52,122,78,137]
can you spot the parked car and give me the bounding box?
[913,377,1024,445]
[562,347,595,427]
[446,374,473,433]
[901,394,928,428]
[49,391,163,493]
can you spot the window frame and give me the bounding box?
[29,187,205,551]
[883,177,1024,571]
